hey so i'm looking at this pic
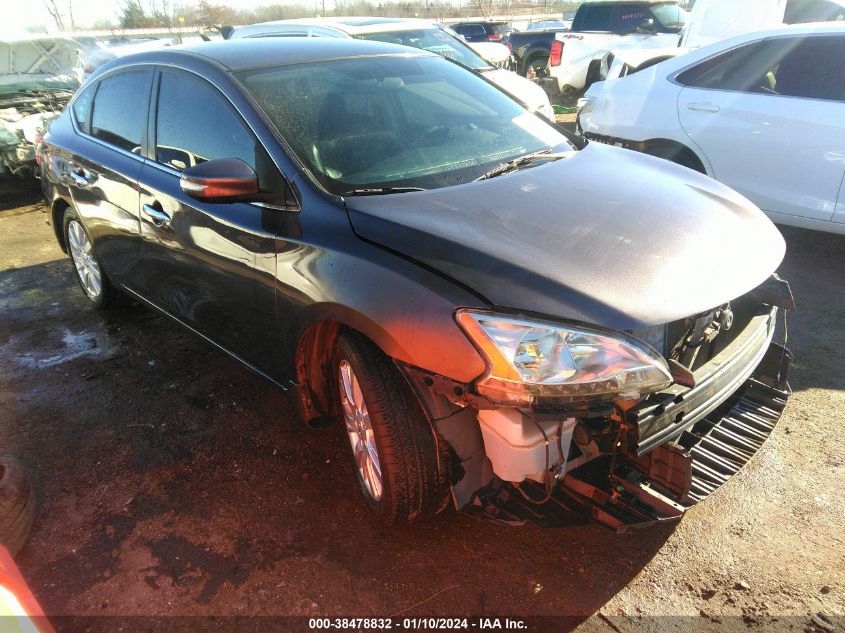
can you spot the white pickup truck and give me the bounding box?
[546,0,687,94]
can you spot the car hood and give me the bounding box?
[483,68,553,119]
[468,41,511,64]
[344,142,785,331]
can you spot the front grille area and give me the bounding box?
[627,308,778,455]
[469,340,791,531]
[684,377,789,502]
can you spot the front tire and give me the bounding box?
[63,209,122,309]
[334,332,451,525]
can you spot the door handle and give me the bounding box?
[687,102,721,113]
[70,169,95,188]
[142,203,171,227]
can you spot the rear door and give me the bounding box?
[67,68,152,285]
[677,34,845,222]
[136,68,288,368]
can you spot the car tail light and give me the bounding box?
[488,33,503,41]
[550,40,564,66]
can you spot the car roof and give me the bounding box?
[650,21,845,75]
[692,20,845,46]
[96,37,435,74]
[234,16,441,36]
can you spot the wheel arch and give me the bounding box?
[51,197,72,252]
[291,305,415,423]
[641,138,709,175]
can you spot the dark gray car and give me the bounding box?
[39,38,793,528]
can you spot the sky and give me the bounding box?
[7,0,316,32]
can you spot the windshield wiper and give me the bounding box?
[474,150,568,182]
[339,187,427,196]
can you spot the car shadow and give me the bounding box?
[1,259,676,627]
[0,176,42,212]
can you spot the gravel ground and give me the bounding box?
[0,176,843,633]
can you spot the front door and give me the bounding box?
[135,68,283,370]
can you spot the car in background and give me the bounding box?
[40,37,794,530]
[452,20,513,42]
[579,23,845,234]
[599,46,684,81]
[526,20,570,31]
[1,35,81,176]
[546,0,688,93]
[595,0,845,87]
[505,25,572,77]
[230,17,552,119]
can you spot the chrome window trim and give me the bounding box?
[70,59,300,210]
[69,65,155,166]
[667,32,845,105]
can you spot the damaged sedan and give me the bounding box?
[39,38,793,529]
[1,35,81,176]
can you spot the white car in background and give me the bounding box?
[579,23,845,234]
[230,17,554,120]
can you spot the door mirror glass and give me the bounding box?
[179,158,259,202]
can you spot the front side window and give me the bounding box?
[239,54,573,194]
[354,28,491,70]
[677,36,845,102]
[90,69,152,152]
[154,71,257,171]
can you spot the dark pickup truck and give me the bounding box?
[506,28,570,77]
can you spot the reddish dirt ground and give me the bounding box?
[0,177,843,633]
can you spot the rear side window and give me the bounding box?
[154,71,257,171]
[71,84,94,134]
[90,69,152,153]
[455,24,485,36]
[677,36,845,102]
[573,5,616,31]
[775,36,845,101]
[614,5,652,33]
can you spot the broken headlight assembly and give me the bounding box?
[456,310,673,405]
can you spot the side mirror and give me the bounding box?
[179,158,259,202]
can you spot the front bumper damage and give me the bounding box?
[471,340,790,531]
[403,297,792,532]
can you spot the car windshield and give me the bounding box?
[353,28,492,71]
[651,4,689,30]
[238,55,573,194]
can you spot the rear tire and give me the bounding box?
[63,208,124,309]
[334,331,451,525]
[0,456,36,556]
[526,55,549,78]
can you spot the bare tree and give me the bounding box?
[43,0,66,30]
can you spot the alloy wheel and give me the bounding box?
[338,360,383,501]
[67,220,102,299]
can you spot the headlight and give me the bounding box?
[457,310,673,405]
